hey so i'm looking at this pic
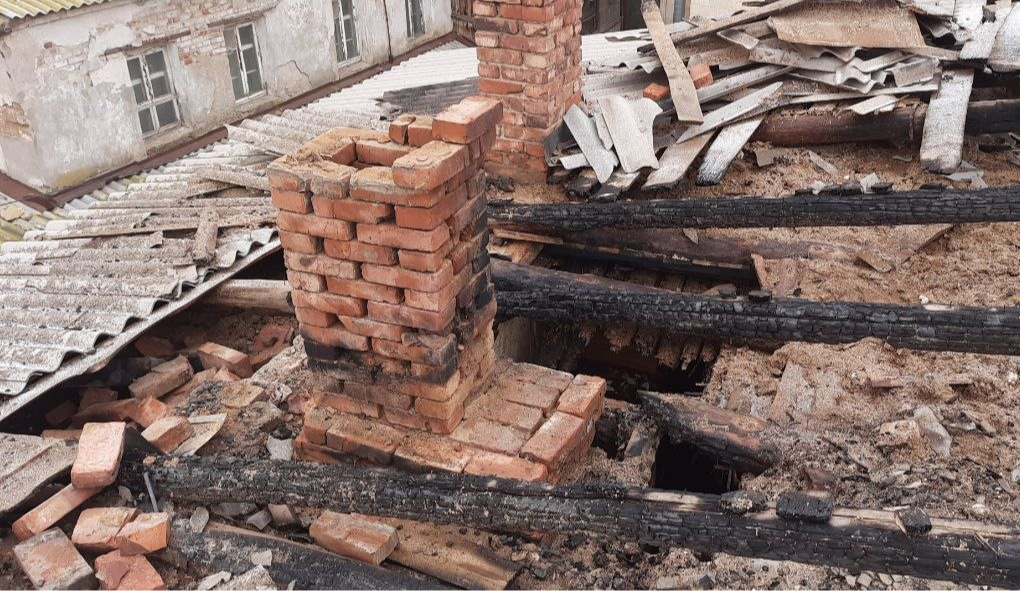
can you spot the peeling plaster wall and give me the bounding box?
[385,0,453,57]
[0,0,449,192]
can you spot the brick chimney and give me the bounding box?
[473,0,583,183]
[268,97,503,434]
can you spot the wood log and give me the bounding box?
[490,260,1020,355]
[488,186,1020,232]
[168,520,444,590]
[753,99,1020,146]
[203,279,293,313]
[123,453,1020,587]
[639,391,780,474]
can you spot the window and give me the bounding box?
[224,23,265,101]
[405,0,425,38]
[127,50,180,136]
[333,0,360,62]
[581,0,598,34]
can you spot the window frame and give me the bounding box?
[224,22,267,103]
[333,0,361,64]
[126,49,181,137]
[405,0,425,39]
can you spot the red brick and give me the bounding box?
[371,333,456,366]
[141,416,194,453]
[132,396,170,428]
[483,400,544,433]
[557,374,606,420]
[389,114,416,145]
[344,381,414,410]
[507,362,574,390]
[271,189,312,213]
[323,239,398,265]
[80,387,118,409]
[278,211,355,241]
[394,184,468,231]
[302,325,371,350]
[45,400,76,427]
[13,484,102,540]
[356,138,415,166]
[690,62,713,88]
[479,78,524,95]
[414,395,465,422]
[478,46,523,64]
[349,167,446,207]
[72,422,125,489]
[362,260,454,292]
[394,437,475,473]
[433,96,504,144]
[254,323,294,352]
[310,511,398,565]
[450,192,487,238]
[407,116,434,147]
[397,239,455,272]
[292,290,366,317]
[325,414,404,464]
[497,376,562,414]
[392,141,469,191]
[357,222,451,253]
[451,417,528,454]
[464,451,548,481]
[279,230,321,254]
[41,429,81,440]
[643,82,670,101]
[71,399,139,427]
[405,267,470,312]
[473,0,498,16]
[428,405,465,434]
[303,406,338,445]
[338,316,405,341]
[115,512,169,555]
[297,305,339,328]
[128,356,193,399]
[329,200,394,224]
[288,270,327,292]
[368,300,454,332]
[520,411,588,467]
[284,252,359,279]
[72,507,139,552]
[14,529,95,590]
[311,196,335,218]
[196,342,253,378]
[382,407,430,430]
[133,336,176,359]
[314,390,382,418]
[326,277,403,304]
[309,164,357,199]
[95,550,166,591]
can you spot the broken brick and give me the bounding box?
[95,550,166,591]
[690,62,713,88]
[80,388,118,409]
[556,374,606,420]
[133,336,177,359]
[520,411,588,468]
[71,422,126,489]
[433,95,504,145]
[132,397,170,428]
[451,417,528,455]
[196,342,254,378]
[44,400,77,427]
[128,356,194,399]
[115,512,170,556]
[13,484,102,541]
[391,141,469,191]
[141,416,194,453]
[310,511,398,565]
[14,528,95,590]
[643,82,670,101]
[71,507,139,552]
[464,451,548,481]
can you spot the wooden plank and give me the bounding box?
[920,69,974,173]
[696,117,764,185]
[641,0,703,123]
[643,133,714,190]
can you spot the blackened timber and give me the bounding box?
[541,243,755,283]
[169,520,445,590]
[488,186,1020,232]
[123,454,1020,588]
[753,99,1020,146]
[639,391,780,473]
[490,260,1020,355]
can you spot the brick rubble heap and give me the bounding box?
[269,96,607,481]
[474,0,583,183]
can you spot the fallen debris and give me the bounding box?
[14,528,95,591]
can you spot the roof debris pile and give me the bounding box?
[554,0,1020,197]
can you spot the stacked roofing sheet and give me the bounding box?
[0,0,112,19]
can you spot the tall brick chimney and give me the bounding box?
[268,97,503,435]
[473,0,583,183]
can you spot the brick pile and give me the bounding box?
[473,0,583,183]
[268,96,504,436]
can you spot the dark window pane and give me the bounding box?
[138,108,155,134]
[247,69,264,94]
[131,82,148,104]
[227,49,245,99]
[155,100,178,127]
[242,46,259,70]
[144,51,167,75]
[149,72,170,98]
[238,24,255,46]
[347,35,358,58]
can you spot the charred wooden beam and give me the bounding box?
[123,453,1020,588]
[169,520,444,590]
[639,391,780,474]
[753,99,1020,146]
[540,242,755,283]
[203,279,293,313]
[491,260,1020,355]
[488,186,1020,232]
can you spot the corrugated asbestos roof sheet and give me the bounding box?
[0,34,625,420]
[0,0,112,19]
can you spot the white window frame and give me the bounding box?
[405,0,425,38]
[127,49,181,137]
[225,23,267,102]
[333,0,360,63]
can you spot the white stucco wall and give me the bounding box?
[0,0,452,192]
